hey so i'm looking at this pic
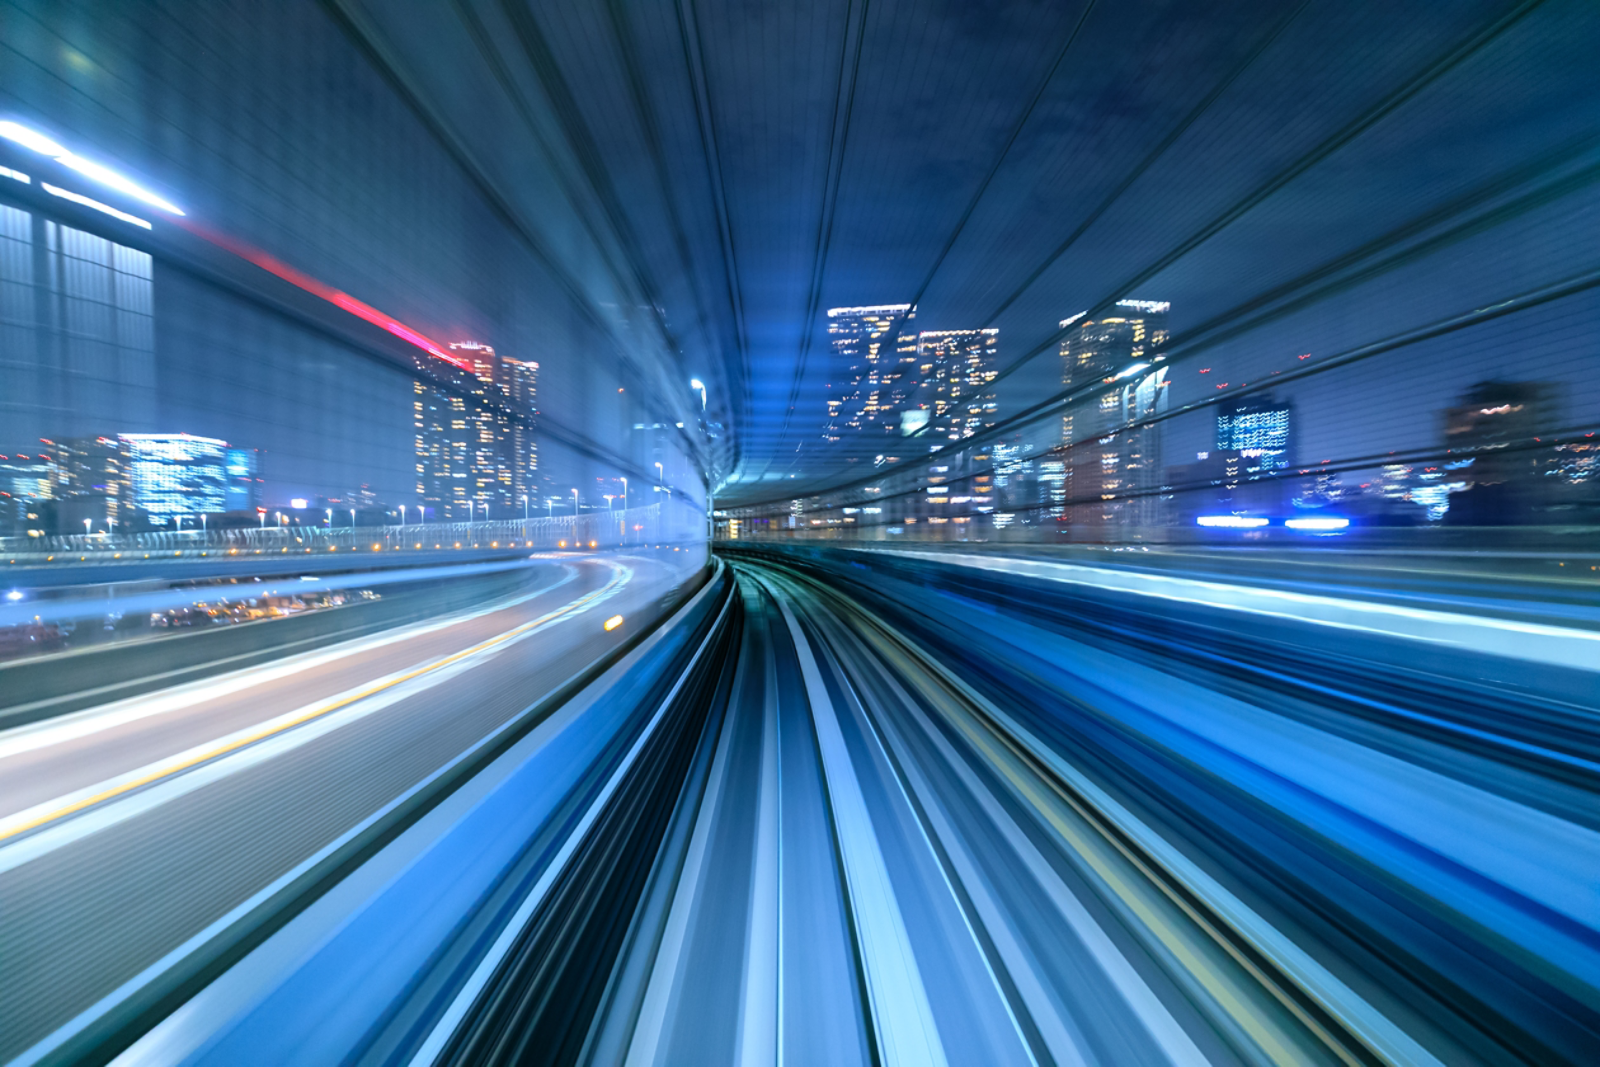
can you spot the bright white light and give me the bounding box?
[57,154,184,215]
[1114,361,1151,380]
[4,590,23,602]
[41,183,151,229]
[0,165,29,183]
[1286,517,1350,531]
[0,120,183,215]
[1196,515,1268,528]
[290,498,308,509]
[0,121,65,155]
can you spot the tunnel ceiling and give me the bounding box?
[339,0,1588,507]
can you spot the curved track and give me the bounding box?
[6,547,1595,1065]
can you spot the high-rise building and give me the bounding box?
[0,209,156,446]
[414,343,538,520]
[824,305,919,458]
[1057,300,1170,525]
[1215,394,1294,475]
[0,453,52,535]
[224,448,261,511]
[916,329,998,443]
[119,434,228,521]
[48,436,128,526]
[1441,380,1558,524]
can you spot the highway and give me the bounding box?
[0,544,1580,1065]
[0,550,705,1066]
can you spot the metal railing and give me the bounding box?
[2,504,666,565]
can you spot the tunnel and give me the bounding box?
[0,1,1597,1064]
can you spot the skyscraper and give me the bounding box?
[916,329,999,443]
[119,434,228,521]
[224,448,262,511]
[49,436,128,526]
[414,343,538,520]
[1215,394,1294,475]
[1059,300,1170,447]
[824,305,918,458]
[1057,300,1170,525]
[1441,380,1558,524]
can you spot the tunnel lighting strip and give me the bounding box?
[41,182,152,228]
[0,119,183,214]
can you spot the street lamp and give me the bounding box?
[326,508,333,528]
[83,518,92,535]
[349,509,356,529]
[522,495,528,520]
[620,476,627,510]
[604,494,615,510]
[201,513,207,534]
[467,500,474,524]
[571,488,579,515]
[399,504,406,526]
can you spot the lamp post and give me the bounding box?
[83,518,92,535]
[200,513,207,535]
[349,509,356,530]
[620,476,627,510]
[522,495,528,520]
[466,500,474,524]
[604,494,615,511]
[326,508,332,529]
[399,505,406,526]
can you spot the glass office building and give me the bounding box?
[121,434,227,520]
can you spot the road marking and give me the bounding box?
[0,566,578,760]
[0,565,629,848]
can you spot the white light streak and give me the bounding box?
[1196,515,1268,528]
[0,119,183,214]
[41,183,151,229]
[0,120,65,155]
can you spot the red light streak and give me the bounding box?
[175,219,472,372]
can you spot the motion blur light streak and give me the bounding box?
[0,120,183,214]
[1,1,1597,1065]
[1195,515,1269,527]
[174,219,475,372]
[39,183,151,229]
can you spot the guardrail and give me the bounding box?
[2,504,664,566]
